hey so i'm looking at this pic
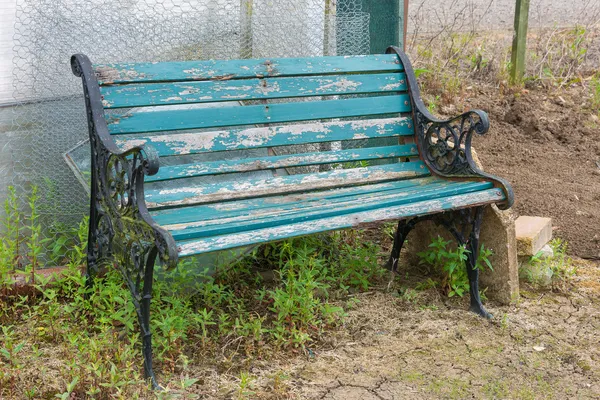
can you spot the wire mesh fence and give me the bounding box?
[3,0,401,266]
[4,0,598,267]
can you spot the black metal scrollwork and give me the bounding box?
[386,46,514,210]
[72,54,177,388]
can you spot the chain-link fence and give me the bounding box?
[1,0,403,266]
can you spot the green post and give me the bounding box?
[360,0,405,54]
[510,0,530,83]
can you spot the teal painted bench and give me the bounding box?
[71,47,513,386]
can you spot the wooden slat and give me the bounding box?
[114,117,414,156]
[175,188,505,256]
[166,181,494,240]
[107,95,411,134]
[100,73,408,108]
[152,177,437,227]
[146,145,418,182]
[145,161,429,208]
[94,54,403,84]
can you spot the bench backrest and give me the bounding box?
[94,54,425,209]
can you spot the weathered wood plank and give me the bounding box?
[166,181,494,240]
[151,177,438,226]
[106,95,412,134]
[94,54,403,84]
[100,73,408,108]
[145,161,428,208]
[175,188,505,256]
[146,145,418,182]
[114,117,414,156]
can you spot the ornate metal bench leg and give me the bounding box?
[116,242,163,390]
[464,207,492,319]
[434,207,492,319]
[139,247,161,390]
[386,218,418,272]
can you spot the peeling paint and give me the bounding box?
[175,188,503,256]
[315,78,361,92]
[113,117,413,156]
[147,163,427,207]
[161,96,183,102]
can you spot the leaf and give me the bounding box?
[67,376,80,392]
[182,378,200,388]
[414,68,431,78]
[0,348,10,359]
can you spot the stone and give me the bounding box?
[515,216,552,256]
[404,204,519,305]
[518,255,553,287]
[537,244,554,259]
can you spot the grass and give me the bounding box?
[0,185,394,397]
[408,25,599,114]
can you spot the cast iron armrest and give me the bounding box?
[386,46,514,209]
[71,54,178,273]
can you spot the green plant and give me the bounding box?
[522,239,576,290]
[398,287,419,303]
[426,95,440,113]
[417,236,493,298]
[25,186,47,283]
[235,371,255,399]
[0,187,21,290]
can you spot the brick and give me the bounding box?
[515,216,552,256]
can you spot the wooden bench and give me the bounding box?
[71,47,513,387]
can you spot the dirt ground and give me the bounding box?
[462,84,600,259]
[186,258,600,399]
[178,82,600,399]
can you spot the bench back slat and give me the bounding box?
[95,54,403,84]
[106,95,411,135]
[93,53,421,210]
[114,117,413,156]
[145,162,428,208]
[146,144,419,182]
[100,73,408,108]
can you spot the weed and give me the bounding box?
[0,187,391,397]
[521,239,576,290]
[417,236,493,298]
[235,371,255,399]
[0,187,20,292]
[398,287,419,303]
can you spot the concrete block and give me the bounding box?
[515,216,552,256]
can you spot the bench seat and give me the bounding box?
[151,177,503,256]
